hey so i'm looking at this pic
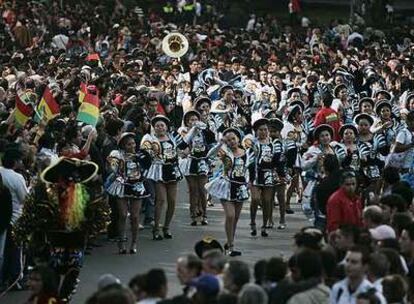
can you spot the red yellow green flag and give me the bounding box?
[77,92,100,126]
[15,94,34,128]
[79,82,87,103]
[36,87,60,122]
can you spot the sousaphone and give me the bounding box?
[162,32,189,58]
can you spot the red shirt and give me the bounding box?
[326,187,363,233]
[314,107,342,141]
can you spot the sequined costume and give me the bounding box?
[106,150,150,199]
[141,133,184,183]
[205,144,253,202]
[178,124,216,176]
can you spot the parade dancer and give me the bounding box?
[268,118,288,229]
[179,110,216,226]
[141,115,183,241]
[106,132,150,254]
[205,128,252,256]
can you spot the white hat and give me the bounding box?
[369,225,396,240]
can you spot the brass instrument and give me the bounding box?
[162,32,189,58]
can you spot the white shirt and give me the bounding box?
[395,127,414,168]
[330,278,386,304]
[0,167,29,224]
[137,297,162,304]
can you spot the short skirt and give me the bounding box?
[179,157,210,176]
[252,169,275,187]
[106,177,150,199]
[146,161,183,183]
[205,176,249,203]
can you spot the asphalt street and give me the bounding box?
[2,182,309,303]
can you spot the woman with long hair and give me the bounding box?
[205,128,252,256]
[179,110,216,225]
[106,132,149,254]
[141,115,183,241]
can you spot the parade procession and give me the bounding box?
[2,0,414,303]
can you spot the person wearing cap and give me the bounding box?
[106,132,150,254]
[268,118,288,229]
[358,98,375,116]
[333,84,355,124]
[140,115,184,241]
[188,274,220,304]
[205,127,252,256]
[339,124,361,172]
[247,118,285,237]
[354,113,385,194]
[371,100,401,155]
[178,110,215,226]
[302,124,346,216]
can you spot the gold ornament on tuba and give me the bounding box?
[162,32,189,58]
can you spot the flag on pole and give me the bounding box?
[15,94,34,128]
[79,82,87,103]
[86,53,102,68]
[35,87,60,122]
[77,92,100,126]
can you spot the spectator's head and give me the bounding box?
[27,266,59,297]
[176,254,203,285]
[336,224,361,252]
[322,93,334,108]
[367,252,390,282]
[105,118,124,138]
[65,124,82,146]
[128,274,147,302]
[341,170,358,197]
[391,181,413,209]
[381,275,407,303]
[363,205,383,229]
[344,246,370,281]
[265,257,287,284]
[390,212,412,237]
[293,249,323,280]
[223,260,250,294]
[378,248,406,276]
[97,274,121,291]
[253,259,267,286]
[320,248,338,282]
[189,274,220,304]
[405,110,414,130]
[294,227,324,250]
[202,249,226,275]
[380,194,408,223]
[93,285,136,304]
[399,222,414,258]
[238,283,268,304]
[2,147,22,169]
[144,269,167,299]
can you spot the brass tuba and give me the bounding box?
[162,32,189,58]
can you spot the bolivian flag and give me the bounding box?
[36,87,60,122]
[15,94,34,128]
[77,92,100,126]
[79,82,87,103]
[86,53,102,68]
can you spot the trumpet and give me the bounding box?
[162,32,189,58]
